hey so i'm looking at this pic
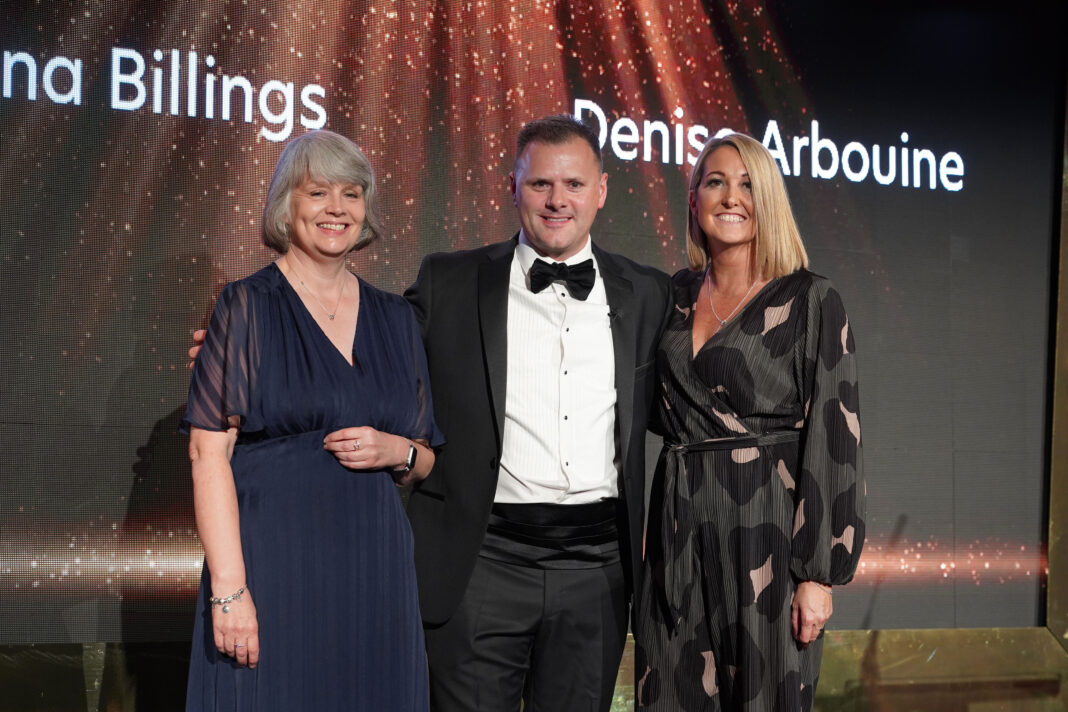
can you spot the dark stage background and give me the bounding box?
[0,2,1063,644]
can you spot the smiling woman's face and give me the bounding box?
[286,176,366,259]
[690,145,756,255]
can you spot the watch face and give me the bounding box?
[406,443,418,471]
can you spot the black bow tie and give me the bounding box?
[528,258,596,301]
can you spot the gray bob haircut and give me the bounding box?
[262,130,384,253]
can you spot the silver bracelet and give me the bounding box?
[209,585,246,614]
[810,581,832,596]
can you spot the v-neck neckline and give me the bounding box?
[272,262,363,368]
[689,274,779,360]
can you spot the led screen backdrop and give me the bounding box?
[0,2,1063,643]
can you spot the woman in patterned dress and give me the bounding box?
[635,133,865,711]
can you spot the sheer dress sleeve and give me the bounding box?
[401,301,445,449]
[181,280,263,434]
[790,279,865,586]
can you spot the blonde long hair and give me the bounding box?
[686,132,808,278]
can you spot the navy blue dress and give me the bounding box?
[182,263,443,711]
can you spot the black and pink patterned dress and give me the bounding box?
[635,268,865,712]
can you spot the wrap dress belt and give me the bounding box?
[659,429,801,628]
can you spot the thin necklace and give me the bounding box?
[289,261,347,320]
[706,266,758,328]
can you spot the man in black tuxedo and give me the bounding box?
[405,115,672,711]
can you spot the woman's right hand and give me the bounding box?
[211,586,260,668]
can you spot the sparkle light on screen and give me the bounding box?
[0,2,1061,642]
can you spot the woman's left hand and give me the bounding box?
[324,426,407,471]
[791,581,833,646]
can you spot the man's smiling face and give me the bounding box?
[510,137,607,261]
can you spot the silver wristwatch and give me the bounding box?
[395,440,417,473]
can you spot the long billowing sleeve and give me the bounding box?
[790,280,865,585]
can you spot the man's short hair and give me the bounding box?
[515,114,603,170]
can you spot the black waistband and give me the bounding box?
[488,499,619,547]
[665,429,800,453]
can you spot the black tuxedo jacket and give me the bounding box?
[404,237,672,625]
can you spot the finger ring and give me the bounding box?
[354,440,361,450]
[234,643,244,647]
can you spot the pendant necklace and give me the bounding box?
[290,262,347,320]
[706,266,758,328]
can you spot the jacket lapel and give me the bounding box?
[478,237,518,448]
[594,244,637,466]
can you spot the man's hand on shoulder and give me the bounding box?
[188,329,207,368]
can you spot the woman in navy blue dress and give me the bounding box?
[183,129,442,711]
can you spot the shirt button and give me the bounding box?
[564,415,568,420]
